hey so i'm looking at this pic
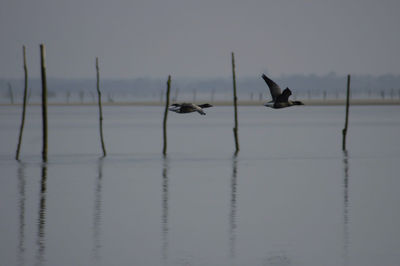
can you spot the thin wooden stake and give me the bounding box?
[16,45,29,160]
[231,52,239,154]
[163,76,171,155]
[96,57,106,157]
[40,44,48,162]
[342,74,351,151]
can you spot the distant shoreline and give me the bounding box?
[1,99,400,106]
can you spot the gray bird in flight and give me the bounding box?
[169,103,213,115]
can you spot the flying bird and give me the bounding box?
[262,74,304,109]
[168,103,213,115]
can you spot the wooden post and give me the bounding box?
[40,44,48,162]
[231,52,239,154]
[96,57,107,157]
[16,45,29,160]
[163,76,171,155]
[342,74,351,151]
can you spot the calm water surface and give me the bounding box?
[1,105,399,266]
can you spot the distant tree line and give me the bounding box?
[2,73,400,102]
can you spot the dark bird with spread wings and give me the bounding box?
[262,74,304,109]
[168,103,213,115]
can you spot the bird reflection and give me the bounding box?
[17,162,26,266]
[93,157,104,260]
[229,154,238,259]
[342,150,350,266]
[161,155,170,265]
[35,163,47,266]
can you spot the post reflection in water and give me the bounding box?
[17,162,27,266]
[161,155,169,265]
[93,157,104,260]
[35,163,47,266]
[229,154,238,259]
[342,150,350,266]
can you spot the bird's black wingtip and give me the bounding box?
[261,73,271,82]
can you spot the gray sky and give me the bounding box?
[1,0,400,79]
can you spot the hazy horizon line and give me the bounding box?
[2,72,400,81]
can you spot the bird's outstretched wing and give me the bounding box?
[168,104,180,112]
[262,74,282,101]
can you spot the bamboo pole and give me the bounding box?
[96,57,107,157]
[342,74,351,151]
[15,45,29,160]
[162,76,171,155]
[231,52,239,154]
[40,44,48,162]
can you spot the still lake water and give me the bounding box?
[1,105,399,266]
